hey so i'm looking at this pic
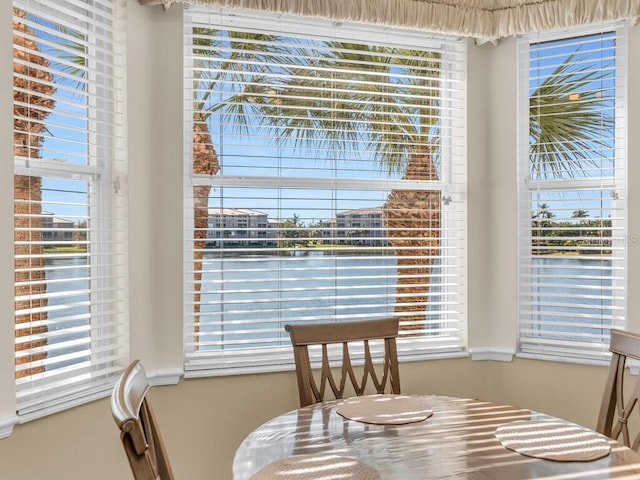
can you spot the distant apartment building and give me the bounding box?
[41,211,74,246]
[206,208,281,247]
[323,207,386,246]
[321,218,336,243]
[206,206,386,248]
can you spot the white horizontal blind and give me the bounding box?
[183,7,467,375]
[517,23,626,361]
[13,0,128,416]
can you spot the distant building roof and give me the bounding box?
[42,211,75,225]
[52,217,75,225]
[337,207,384,216]
[207,207,268,216]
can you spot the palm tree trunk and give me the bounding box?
[383,148,440,331]
[192,113,219,346]
[13,10,56,378]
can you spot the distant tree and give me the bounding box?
[306,220,323,243]
[532,203,556,253]
[281,214,303,237]
[74,220,88,247]
[534,203,555,221]
[279,214,307,247]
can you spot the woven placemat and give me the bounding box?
[336,394,433,425]
[251,453,380,480]
[495,420,612,462]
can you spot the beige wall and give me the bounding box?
[1,2,639,480]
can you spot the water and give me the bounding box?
[195,251,402,348]
[42,255,91,370]
[523,256,615,341]
[42,255,613,354]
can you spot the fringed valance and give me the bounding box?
[139,0,640,43]
[492,0,640,40]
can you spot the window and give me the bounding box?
[517,24,627,361]
[183,7,467,375]
[13,0,127,418]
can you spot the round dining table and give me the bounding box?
[233,395,640,479]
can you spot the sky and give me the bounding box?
[33,22,620,225]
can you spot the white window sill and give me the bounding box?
[0,415,19,440]
[469,347,516,362]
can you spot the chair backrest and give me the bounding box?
[285,318,401,407]
[597,329,640,451]
[111,360,175,480]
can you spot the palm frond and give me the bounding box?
[530,51,615,179]
[21,12,87,98]
[191,33,446,177]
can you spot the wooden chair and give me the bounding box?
[285,318,401,407]
[597,329,640,451]
[111,360,175,480]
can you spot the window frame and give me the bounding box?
[516,22,627,364]
[12,0,128,421]
[182,7,469,377]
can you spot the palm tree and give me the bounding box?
[534,203,555,221]
[571,210,590,218]
[188,30,305,341]
[13,9,57,378]
[13,10,92,379]
[188,34,443,333]
[190,29,301,330]
[529,47,614,257]
[529,51,614,180]
[255,43,443,330]
[531,203,555,254]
